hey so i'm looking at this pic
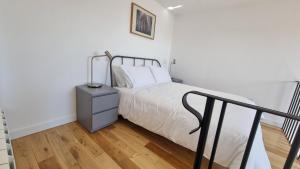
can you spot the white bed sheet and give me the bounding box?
[117,82,271,169]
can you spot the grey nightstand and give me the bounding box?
[171,77,183,83]
[76,85,119,132]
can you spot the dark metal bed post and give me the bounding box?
[193,98,215,169]
[284,126,300,169]
[208,102,227,169]
[240,110,263,169]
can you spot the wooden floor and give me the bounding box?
[12,119,299,169]
[261,123,300,169]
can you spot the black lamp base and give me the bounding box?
[87,83,103,88]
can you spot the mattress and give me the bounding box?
[117,82,271,169]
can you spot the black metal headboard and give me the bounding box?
[110,55,161,87]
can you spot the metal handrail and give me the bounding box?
[182,90,300,169]
[183,91,300,123]
[282,81,300,160]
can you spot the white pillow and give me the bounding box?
[149,66,171,84]
[112,65,133,88]
[120,66,156,88]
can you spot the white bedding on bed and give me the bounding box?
[117,82,271,169]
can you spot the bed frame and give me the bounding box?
[109,55,161,87]
[109,55,300,169]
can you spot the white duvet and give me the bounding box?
[117,82,271,169]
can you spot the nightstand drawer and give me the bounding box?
[92,94,119,114]
[92,108,118,132]
[77,85,119,132]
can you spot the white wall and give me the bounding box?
[171,0,300,127]
[0,8,6,107]
[0,0,174,138]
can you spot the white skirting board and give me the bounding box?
[10,114,76,139]
[261,117,283,128]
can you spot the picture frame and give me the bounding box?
[130,3,156,40]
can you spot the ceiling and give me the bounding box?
[155,0,198,14]
[155,0,259,15]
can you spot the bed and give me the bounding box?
[110,56,271,169]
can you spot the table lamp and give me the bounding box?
[87,50,113,88]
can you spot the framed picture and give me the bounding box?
[130,3,156,40]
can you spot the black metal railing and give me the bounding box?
[282,81,300,159]
[182,91,300,169]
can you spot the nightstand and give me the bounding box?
[76,85,119,132]
[171,77,183,84]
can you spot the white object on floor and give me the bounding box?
[117,82,271,169]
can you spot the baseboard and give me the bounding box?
[261,118,283,128]
[10,114,76,139]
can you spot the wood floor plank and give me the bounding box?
[101,127,137,158]
[109,124,175,169]
[95,153,122,169]
[125,120,196,165]
[55,126,106,169]
[45,129,82,169]
[38,156,63,169]
[60,124,122,169]
[28,132,54,163]
[68,145,102,169]
[11,138,40,169]
[90,131,141,169]
[261,123,300,169]
[12,120,300,169]
[130,153,167,169]
[114,121,149,145]
[63,123,104,157]
[146,142,191,169]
